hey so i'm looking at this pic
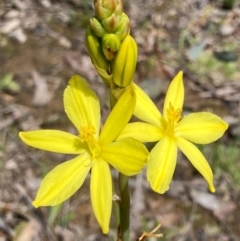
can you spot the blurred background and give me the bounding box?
[0,0,240,240]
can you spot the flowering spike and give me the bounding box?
[112,35,138,87]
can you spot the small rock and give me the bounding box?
[57,12,70,23]
[0,36,8,47]
[4,10,20,19]
[190,189,221,211]
[220,24,235,36]
[40,0,52,8]
[26,177,41,190]
[11,0,27,10]
[58,36,72,49]
[9,28,27,44]
[5,159,18,170]
[0,19,21,34]
[31,71,53,107]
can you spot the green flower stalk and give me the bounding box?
[85,2,139,239]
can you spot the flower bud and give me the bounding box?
[94,0,122,20]
[112,35,138,87]
[102,34,121,60]
[102,13,120,32]
[85,27,109,70]
[114,13,130,40]
[90,17,107,38]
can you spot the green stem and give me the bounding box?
[118,173,130,241]
[109,87,130,241]
[112,181,120,229]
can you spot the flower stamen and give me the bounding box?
[79,122,96,141]
[79,122,101,158]
[164,102,182,136]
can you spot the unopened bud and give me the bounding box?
[112,35,138,87]
[90,17,107,37]
[85,27,109,69]
[94,0,122,20]
[102,13,121,32]
[102,34,121,60]
[114,13,130,40]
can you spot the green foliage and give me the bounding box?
[0,74,20,92]
[47,204,64,227]
[203,141,240,189]
[57,211,75,225]
[187,49,240,83]
[221,0,239,9]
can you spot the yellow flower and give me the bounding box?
[19,75,148,233]
[117,72,228,194]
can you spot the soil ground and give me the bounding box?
[0,0,240,240]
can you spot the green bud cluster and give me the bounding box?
[85,0,138,88]
[90,0,130,60]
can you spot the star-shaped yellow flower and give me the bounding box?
[117,72,228,194]
[19,75,148,233]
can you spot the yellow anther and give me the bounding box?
[79,122,96,142]
[79,122,101,158]
[164,103,182,136]
[166,103,182,122]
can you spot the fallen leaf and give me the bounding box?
[190,188,236,220]
[190,188,221,211]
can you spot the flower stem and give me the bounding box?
[118,173,130,241]
[110,89,130,241]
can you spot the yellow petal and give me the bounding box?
[19,130,86,154]
[99,86,136,144]
[64,75,100,138]
[101,138,148,176]
[147,137,177,194]
[117,122,163,142]
[163,71,184,118]
[175,112,228,144]
[90,159,112,234]
[176,137,215,192]
[33,153,91,207]
[134,83,162,127]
